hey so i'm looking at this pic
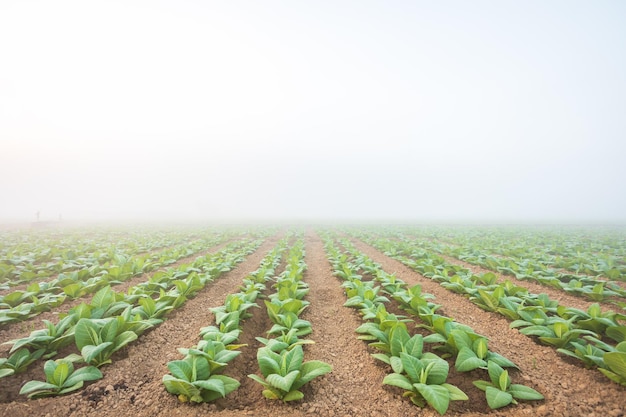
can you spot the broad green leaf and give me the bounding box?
[258,356,280,378]
[508,384,544,400]
[382,373,412,390]
[74,319,100,350]
[194,378,225,397]
[389,355,403,373]
[63,366,103,387]
[19,380,59,397]
[111,331,138,353]
[455,347,487,372]
[81,343,113,365]
[400,352,423,383]
[266,370,300,392]
[168,360,193,381]
[414,383,450,415]
[472,380,493,391]
[442,383,468,401]
[485,386,513,409]
[162,375,201,402]
[603,351,626,378]
[292,360,331,389]
[51,361,71,386]
[283,389,304,402]
[424,358,449,385]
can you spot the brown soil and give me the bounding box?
[0,230,624,417]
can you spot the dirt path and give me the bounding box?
[349,237,626,417]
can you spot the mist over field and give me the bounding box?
[1,1,625,225]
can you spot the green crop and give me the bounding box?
[473,361,544,409]
[74,317,138,367]
[19,359,102,398]
[162,352,240,403]
[248,345,331,402]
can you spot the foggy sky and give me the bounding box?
[1,1,625,224]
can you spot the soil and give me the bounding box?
[0,230,624,417]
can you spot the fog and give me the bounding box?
[1,1,625,224]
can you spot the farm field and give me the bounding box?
[0,225,624,417]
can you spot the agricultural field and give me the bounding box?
[0,225,624,417]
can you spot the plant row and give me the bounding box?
[162,237,289,402]
[352,232,626,387]
[323,234,543,414]
[248,238,332,402]
[1,238,264,395]
[0,233,238,326]
[0,228,221,287]
[405,234,626,302]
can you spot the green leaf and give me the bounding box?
[442,383,468,401]
[63,366,103,387]
[162,375,201,402]
[283,389,304,402]
[266,370,300,392]
[487,360,504,387]
[51,361,71,386]
[210,374,240,396]
[485,386,513,409]
[414,383,450,415]
[400,352,423,383]
[258,356,280,378]
[19,380,59,397]
[498,369,510,391]
[603,351,626,378]
[508,384,544,401]
[74,319,100,350]
[389,355,403,373]
[382,373,413,390]
[168,360,193,382]
[455,347,487,372]
[293,360,332,389]
[111,331,138,353]
[424,358,449,385]
[472,380,493,391]
[81,343,113,366]
[194,378,225,397]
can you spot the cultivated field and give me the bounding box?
[0,225,624,417]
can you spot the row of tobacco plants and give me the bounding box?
[1,237,264,397]
[322,233,543,415]
[0,233,237,325]
[162,235,332,404]
[348,230,626,389]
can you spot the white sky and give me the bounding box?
[1,0,625,223]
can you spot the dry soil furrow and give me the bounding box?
[350,237,626,417]
[0,233,281,417]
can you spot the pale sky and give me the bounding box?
[1,1,625,223]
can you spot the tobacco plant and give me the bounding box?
[19,359,102,398]
[473,361,544,409]
[248,345,331,402]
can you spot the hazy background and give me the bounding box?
[1,0,625,224]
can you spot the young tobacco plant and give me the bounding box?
[74,317,138,367]
[382,351,468,415]
[19,358,102,398]
[248,345,331,402]
[472,361,544,409]
[162,351,240,403]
